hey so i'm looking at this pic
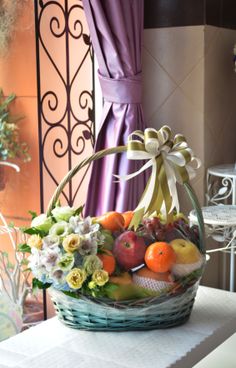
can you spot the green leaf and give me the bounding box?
[20,258,29,266]
[74,205,84,217]
[28,210,38,220]
[23,267,31,273]
[18,243,31,253]
[32,278,51,292]
[62,290,80,299]
[1,251,8,258]
[22,227,47,237]
[7,261,14,270]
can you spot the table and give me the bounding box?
[189,205,236,292]
[193,333,236,368]
[0,286,236,368]
[207,164,236,205]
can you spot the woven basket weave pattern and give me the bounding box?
[50,284,199,331]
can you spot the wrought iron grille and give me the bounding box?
[34,0,95,213]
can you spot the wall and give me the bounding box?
[205,26,236,167]
[0,1,40,228]
[142,1,236,288]
[143,26,205,207]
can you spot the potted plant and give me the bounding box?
[0,89,30,190]
[0,213,44,341]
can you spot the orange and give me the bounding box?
[145,242,176,273]
[97,211,125,232]
[122,211,134,229]
[98,250,116,275]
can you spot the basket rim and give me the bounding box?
[49,266,205,310]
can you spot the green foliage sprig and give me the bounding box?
[0,89,31,162]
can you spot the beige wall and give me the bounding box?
[205,25,236,168]
[143,26,205,208]
[142,25,236,288]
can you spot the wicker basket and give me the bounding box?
[46,145,205,331]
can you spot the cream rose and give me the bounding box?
[92,269,109,287]
[62,234,82,253]
[66,268,86,289]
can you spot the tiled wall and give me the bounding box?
[142,25,236,288]
[143,25,236,204]
[205,25,236,168]
[142,26,205,208]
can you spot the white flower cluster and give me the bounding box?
[27,206,109,292]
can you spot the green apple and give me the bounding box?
[170,239,201,264]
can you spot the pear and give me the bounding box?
[170,239,203,277]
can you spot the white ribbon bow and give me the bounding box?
[115,126,201,225]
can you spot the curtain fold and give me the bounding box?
[83,0,147,216]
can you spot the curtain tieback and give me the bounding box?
[98,72,142,104]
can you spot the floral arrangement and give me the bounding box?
[24,207,110,297]
[21,205,204,301]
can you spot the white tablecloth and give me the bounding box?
[0,286,236,368]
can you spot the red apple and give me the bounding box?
[113,231,146,271]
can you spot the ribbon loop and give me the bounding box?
[115,125,201,229]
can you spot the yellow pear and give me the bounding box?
[170,239,201,264]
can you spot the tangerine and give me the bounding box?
[98,250,116,275]
[145,242,176,273]
[97,211,125,232]
[122,211,134,229]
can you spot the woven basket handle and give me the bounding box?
[46,145,205,254]
[46,146,127,216]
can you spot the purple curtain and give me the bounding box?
[83,0,147,216]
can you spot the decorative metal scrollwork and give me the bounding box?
[35,0,95,211]
[206,176,233,205]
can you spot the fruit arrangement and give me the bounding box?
[18,126,207,331]
[22,206,204,301]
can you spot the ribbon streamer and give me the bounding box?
[114,126,201,229]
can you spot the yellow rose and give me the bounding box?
[27,234,43,250]
[92,269,109,287]
[66,268,86,289]
[63,234,81,253]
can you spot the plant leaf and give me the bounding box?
[62,290,80,299]
[32,278,51,292]
[74,205,84,216]
[18,243,31,253]
[28,210,38,220]
[22,227,47,237]
[21,258,29,266]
